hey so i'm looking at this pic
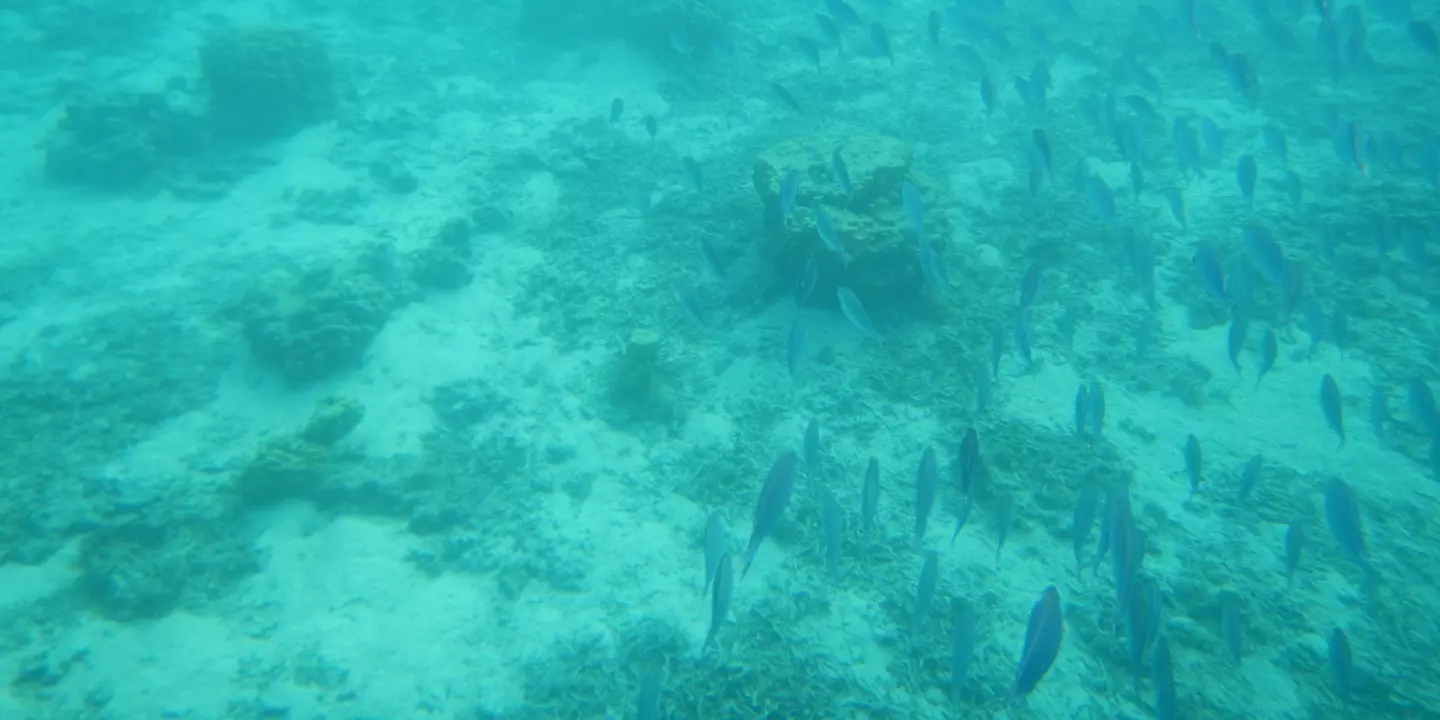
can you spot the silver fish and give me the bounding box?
[836,286,880,339]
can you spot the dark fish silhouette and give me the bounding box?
[703,511,726,595]
[1329,628,1352,699]
[1323,477,1373,579]
[915,447,938,541]
[1153,637,1176,719]
[1321,374,1345,447]
[1285,521,1304,583]
[609,97,624,124]
[1184,434,1203,493]
[861,458,879,534]
[704,552,733,649]
[741,453,798,578]
[1013,585,1064,697]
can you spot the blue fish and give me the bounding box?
[1262,125,1288,162]
[831,150,854,201]
[1227,317,1248,373]
[1153,638,1176,719]
[901,181,925,239]
[1236,455,1262,501]
[703,511,727,594]
[913,550,939,633]
[1243,224,1285,284]
[794,254,818,306]
[1323,477,1372,578]
[1164,188,1186,228]
[822,492,843,577]
[915,447,938,541]
[1200,117,1224,159]
[1329,628,1352,699]
[1184,434,1202,493]
[1087,380,1105,435]
[1220,591,1243,662]
[1085,175,1116,222]
[1236,154,1257,206]
[1074,384,1089,436]
[861,458,880,534]
[682,156,704,193]
[1257,328,1277,387]
[803,417,821,472]
[958,428,980,496]
[1321,374,1345,447]
[741,453,798,578]
[1013,586,1064,697]
[814,209,849,265]
[1410,379,1440,437]
[836,286,881,339]
[823,0,861,26]
[779,170,801,218]
[1072,486,1099,569]
[951,608,977,703]
[870,22,893,65]
[786,312,807,375]
[1193,242,1226,301]
[1012,312,1033,366]
[703,552,733,649]
[1285,521,1304,582]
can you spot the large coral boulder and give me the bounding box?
[752,134,951,312]
[199,27,334,139]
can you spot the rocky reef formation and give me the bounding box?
[199,27,335,140]
[752,133,949,311]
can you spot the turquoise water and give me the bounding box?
[0,0,1437,717]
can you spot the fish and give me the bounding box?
[1020,262,1041,308]
[958,428,980,496]
[1074,384,1090,436]
[786,312,807,375]
[822,492,843,577]
[902,181,925,239]
[824,0,861,26]
[609,97,624,124]
[795,36,822,68]
[794,254,817,306]
[703,552,733,649]
[643,116,658,139]
[1164,188,1186,228]
[1153,638,1176,720]
[1184,434,1202,494]
[836,287,881,339]
[815,14,842,48]
[1329,628,1352,699]
[1236,154,1257,207]
[831,150,854,200]
[1236,455,1262,501]
[1013,586,1064,697]
[1085,175,1117,222]
[803,417,821,473]
[1321,374,1345,447]
[1256,329,1277,387]
[1227,317,1248,373]
[698,238,726,281]
[1285,522,1303,582]
[635,664,664,720]
[928,9,941,44]
[951,608,977,703]
[770,82,803,114]
[861,458,880,534]
[913,550,939,633]
[1126,579,1153,692]
[779,170,801,218]
[814,209,849,265]
[980,73,997,115]
[1410,378,1440,437]
[1193,242,1226,300]
[1012,313,1033,367]
[1262,125,1288,162]
[1220,591,1243,662]
[989,327,1003,379]
[1031,129,1052,176]
[994,496,1014,568]
[919,242,949,290]
[703,511,727,595]
[682,156,704,194]
[949,497,972,546]
[1088,381,1105,437]
[740,453,798,578]
[1243,224,1285,284]
[1370,386,1389,439]
[1072,485,1099,569]
[870,22,893,65]
[915,447,938,541]
[673,281,706,326]
[1413,21,1440,57]
[1323,477,1373,578]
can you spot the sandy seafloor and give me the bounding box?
[0,0,1438,718]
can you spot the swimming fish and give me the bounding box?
[1321,374,1345,447]
[741,453,798,578]
[836,287,880,339]
[1013,585,1064,697]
